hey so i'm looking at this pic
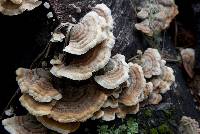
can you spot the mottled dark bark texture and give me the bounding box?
[0,0,200,133]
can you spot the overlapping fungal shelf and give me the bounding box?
[0,0,42,16]
[179,116,200,134]
[135,0,178,36]
[2,3,175,134]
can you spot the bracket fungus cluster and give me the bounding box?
[2,3,176,134]
[179,116,200,134]
[135,0,178,36]
[0,0,42,16]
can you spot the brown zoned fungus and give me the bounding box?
[37,116,80,134]
[50,3,115,80]
[135,0,178,36]
[20,83,107,122]
[119,63,146,106]
[151,66,175,94]
[0,0,41,16]
[140,48,163,78]
[16,68,62,102]
[179,116,200,134]
[3,2,176,133]
[180,48,195,78]
[2,115,48,134]
[50,33,115,80]
[94,54,129,89]
[63,4,113,55]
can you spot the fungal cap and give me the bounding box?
[141,48,162,78]
[37,116,80,134]
[51,33,115,80]
[94,54,129,89]
[19,94,54,116]
[2,115,47,134]
[16,68,62,102]
[49,84,107,123]
[119,63,146,106]
[63,11,109,55]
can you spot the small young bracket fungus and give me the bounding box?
[19,94,55,116]
[135,0,178,36]
[140,82,154,102]
[63,6,113,55]
[50,32,65,43]
[140,48,162,78]
[179,116,200,134]
[37,116,80,134]
[101,108,118,121]
[148,93,162,105]
[2,115,47,134]
[119,63,146,106]
[51,33,115,80]
[91,110,104,120]
[151,66,175,94]
[16,68,62,102]
[0,0,42,16]
[117,104,140,119]
[102,97,118,108]
[94,54,129,89]
[180,48,195,78]
[49,84,107,123]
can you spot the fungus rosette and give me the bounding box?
[135,0,178,36]
[0,0,42,16]
[51,33,115,80]
[179,116,200,134]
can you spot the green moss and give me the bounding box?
[163,109,175,120]
[150,128,159,134]
[97,125,112,134]
[97,117,138,134]
[143,109,153,118]
[158,124,173,134]
[149,124,173,134]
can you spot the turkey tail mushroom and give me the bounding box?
[94,54,129,89]
[119,63,146,106]
[140,48,162,78]
[2,115,47,134]
[179,116,200,134]
[36,116,80,134]
[16,68,62,102]
[63,9,112,55]
[51,33,115,80]
[135,0,178,36]
[20,83,107,123]
[49,83,107,123]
